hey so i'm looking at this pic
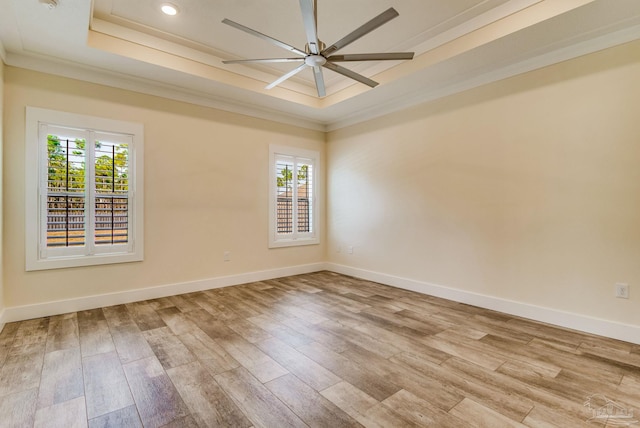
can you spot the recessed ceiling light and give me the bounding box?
[161,3,179,16]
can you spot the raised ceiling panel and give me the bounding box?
[2,0,638,128]
[91,0,515,88]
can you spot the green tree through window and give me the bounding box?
[46,135,130,247]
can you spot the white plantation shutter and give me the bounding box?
[296,158,313,235]
[270,146,319,247]
[26,107,144,271]
[43,125,88,256]
[40,125,134,259]
[93,132,132,250]
[275,155,294,234]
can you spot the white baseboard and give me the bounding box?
[0,263,327,324]
[327,263,640,345]
[2,261,638,345]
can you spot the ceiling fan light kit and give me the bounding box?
[222,0,414,97]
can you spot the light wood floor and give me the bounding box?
[0,272,638,427]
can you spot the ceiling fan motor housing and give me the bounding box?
[305,55,327,66]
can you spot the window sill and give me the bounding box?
[268,237,319,249]
[26,252,143,271]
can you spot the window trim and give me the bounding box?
[25,107,144,271]
[269,145,320,248]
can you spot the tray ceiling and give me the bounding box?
[1,0,639,130]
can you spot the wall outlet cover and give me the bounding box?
[615,283,629,299]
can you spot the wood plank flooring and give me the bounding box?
[0,271,638,427]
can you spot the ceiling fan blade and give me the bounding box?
[223,58,305,64]
[265,63,308,89]
[312,66,326,97]
[323,62,378,88]
[321,8,399,57]
[222,18,307,57]
[299,0,320,54]
[326,52,414,62]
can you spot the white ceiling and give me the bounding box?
[1,0,639,130]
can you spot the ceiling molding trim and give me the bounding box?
[90,18,317,97]
[312,1,544,96]
[4,52,327,132]
[327,23,640,132]
[410,0,543,56]
[5,20,638,134]
[90,18,226,68]
[86,30,322,108]
[320,0,597,108]
[91,14,225,59]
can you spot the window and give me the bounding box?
[269,145,319,247]
[26,107,144,270]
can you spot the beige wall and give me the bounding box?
[327,40,640,327]
[3,39,640,333]
[3,67,325,307]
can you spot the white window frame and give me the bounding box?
[269,145,319,248]
[25,107,144,271]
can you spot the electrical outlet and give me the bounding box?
[337,246,341,253]
[223,251,231,262]
[348,246,353,254]
[615,283,629,299]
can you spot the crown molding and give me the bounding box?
[4,20,640,133]
[327,22,640,131]
[5,52,328,132]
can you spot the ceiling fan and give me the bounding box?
[221,0,414,97]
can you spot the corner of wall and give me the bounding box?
[0,56,5,332]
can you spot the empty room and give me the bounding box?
[0,0,639,426]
